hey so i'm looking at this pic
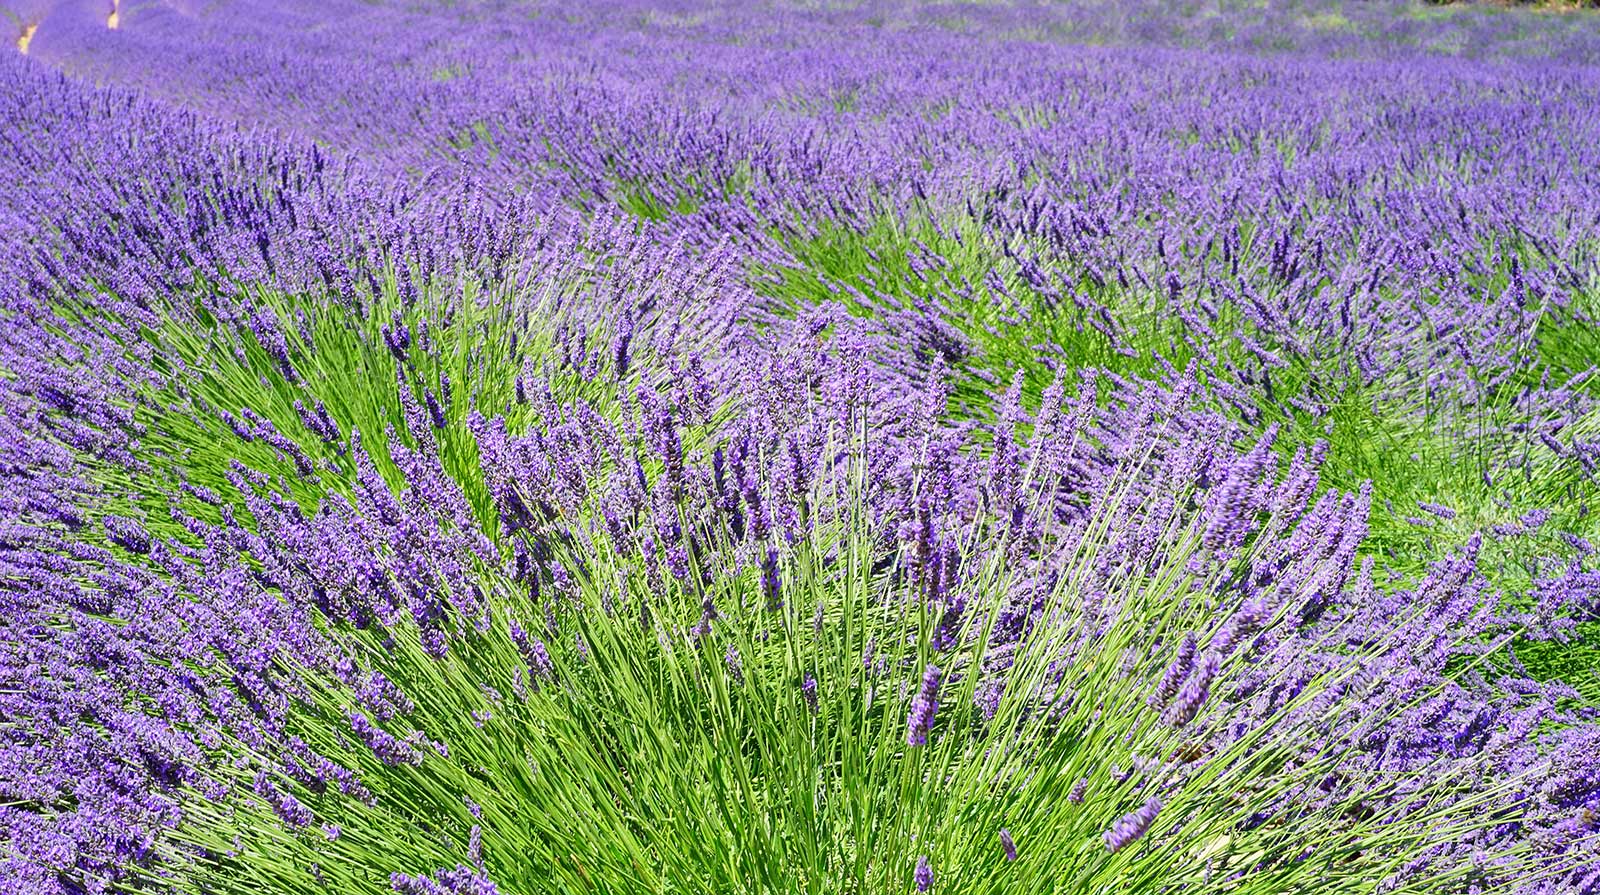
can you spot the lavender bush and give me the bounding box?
[2,1,1598,893]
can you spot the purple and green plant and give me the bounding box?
[2,2,1599,893]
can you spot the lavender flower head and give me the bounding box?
[907,663,942,747]
[1067,778,1089,804]
[1149,632,1198,711]
[1163,654,1219,729]
[1104,797,1163,853]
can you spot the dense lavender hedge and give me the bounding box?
[2,2,1599,894]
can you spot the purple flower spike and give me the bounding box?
[907,664,942,746]
[1163,654,1218,729]
[1104,798,1162,853]
[1149,632,1198,711]
[1067,778,1088,804]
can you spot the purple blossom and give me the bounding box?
[907,664,942,747]
[1104,798,1162,854]
[1163,654,1219,728]
[348,712,423,767]
[1149,632,1197,711]
[1418,502,1457,521]
[1067,778,1089,804]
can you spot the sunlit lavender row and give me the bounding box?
[2,2,1598,894]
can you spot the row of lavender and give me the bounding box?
[29,0,1600,540]
[2,1,1599,893]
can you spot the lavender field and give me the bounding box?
[4,1,1600,892]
